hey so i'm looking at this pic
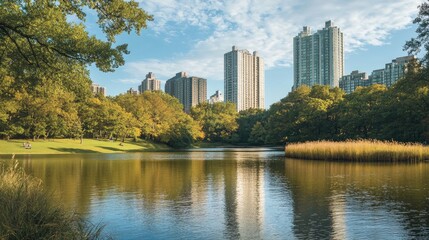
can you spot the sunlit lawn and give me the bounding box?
[0,139,170,155]
[285,140,429,162]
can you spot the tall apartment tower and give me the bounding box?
[224,46,265,112]
[293,20,344,90]
[139,72,161,93]
[165,72,207,113]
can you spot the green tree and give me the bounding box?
[404,0,429,64]
[378,62,429,142]
[115,92,203,147]
[336,84,387,140]
[0,0,151,140]
[190,102,238,142]
[0,1,152,73]
[0,75,23,140]
[236,108,266,143]
[79,96,138,141]
[23,82,81,140]
[248,121,267,145]
[266,85,344,144]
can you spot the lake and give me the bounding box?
[11,149,429,239]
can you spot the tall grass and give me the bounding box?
[285,140,429,162]
[0,160,109,240]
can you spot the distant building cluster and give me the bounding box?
[293,20,414,94]
[100,46,267,113]
[340,56,415,94]
[92,20,413,111]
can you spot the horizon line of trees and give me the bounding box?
[1,60,428,147]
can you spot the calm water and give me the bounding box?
[9,149,429,239]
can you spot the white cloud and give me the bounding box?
[130,0,421,81]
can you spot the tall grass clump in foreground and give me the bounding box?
[285,140,429,162]
[0,160,109,240]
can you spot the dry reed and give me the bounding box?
[285,140,429,162]
[0,160,109,239]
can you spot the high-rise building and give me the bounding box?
[224,46,265,112]
[209,90,224,104]
[382,56,415,87]
[339,56,415,94]
[339,70,370,94]
[165,72,207,113]
[293,20,344,90]
[139,72,161,93]
[90,84,106,96]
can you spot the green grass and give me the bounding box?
[0,139,170,155]
[0,160,109,239]
[285,140,429,162]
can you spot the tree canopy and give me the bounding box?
[0,0,152,73]
[404,0,429,65]
[190,102,238,143]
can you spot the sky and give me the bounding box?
[88,0,424,108]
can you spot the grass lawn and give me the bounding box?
[0,139,170,155]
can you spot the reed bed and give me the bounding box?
[0,160,108,239]
[285,140,429,162]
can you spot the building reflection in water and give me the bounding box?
[15,152,429,239]
[330,192,347,240]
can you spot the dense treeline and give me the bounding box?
[259,62,428,145]
[1,62,428,147]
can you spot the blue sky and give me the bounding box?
[88,0,423,108]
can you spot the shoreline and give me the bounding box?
[0,139,170,155]
[0,139,283,156]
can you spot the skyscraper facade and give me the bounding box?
[293,21,344,90]
[165,72,207,113]
[224,46,265,112]
[139,72,161,94]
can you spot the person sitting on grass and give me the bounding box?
[23,142,31,149]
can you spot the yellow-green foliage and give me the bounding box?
[285,140,429,162]
[0,161,107,239]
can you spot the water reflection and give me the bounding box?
[11,152,429,239]
[279,159,429,239]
